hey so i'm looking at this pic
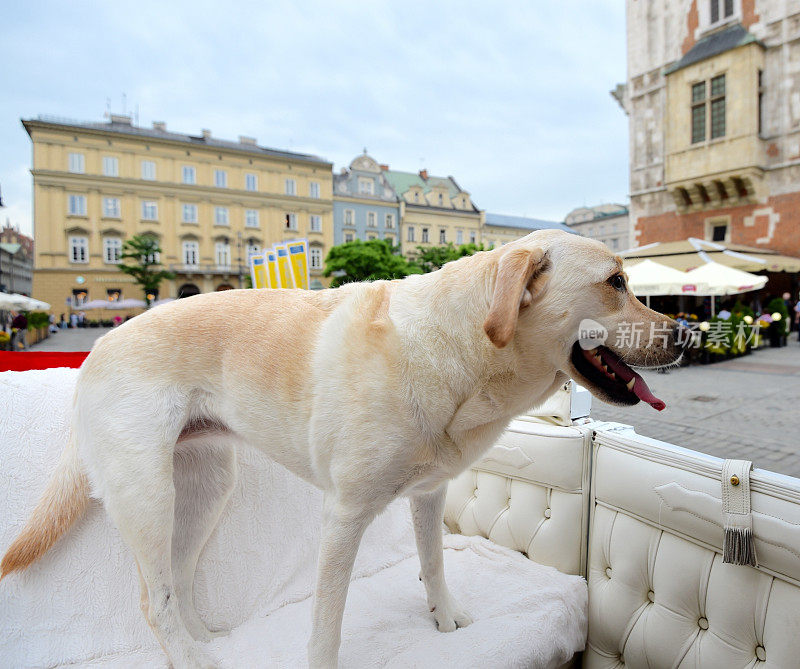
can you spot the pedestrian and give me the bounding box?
[78,311,86,327]
[49,313,58,334]
[70,313,78,328]
[10,311,28,350]
[59,313,68,329]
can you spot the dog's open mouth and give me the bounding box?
[570,342,666,411]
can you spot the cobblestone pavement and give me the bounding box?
[590,340,800,478]
[29,327,113,351]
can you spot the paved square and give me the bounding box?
[590,341,800,478]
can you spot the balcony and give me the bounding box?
[169,263,247,276]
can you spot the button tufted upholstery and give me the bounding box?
[585,428,800,669]
[445,418,592,576]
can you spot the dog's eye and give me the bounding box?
[608,274,626,291]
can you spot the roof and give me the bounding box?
[621,239,800,273]
[565,203,628,224]
[665,23,763,75]
[23,115,331,166]
[0,243,21,254]
[484,212,575,234]
[382,170,462,198]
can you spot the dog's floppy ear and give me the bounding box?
[483,247,550,348]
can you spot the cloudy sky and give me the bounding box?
[2,1,628,236]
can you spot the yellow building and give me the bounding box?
[382,168,483,256]
[25,114,333,310]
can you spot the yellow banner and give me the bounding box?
[250,255,267,289]
[265,249,279,289]
[286,239,309,290]
[274,244,295,288]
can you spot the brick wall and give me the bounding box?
[634,190,800,258]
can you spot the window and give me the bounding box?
[285,178,296,195]
[68,194,87,216]
[182,204,198,223]
[367,211,377,227]
[438,193,444,206]
[691,75,725,143]
[141,201,158,220]
[709,0,734,25]
[142,239,160,264]
[358,178,374,195]
[214,169,227,188]
[309,182,320,198]
[141,160,156,180]
[439,228,446,244]
[385,235,395,246]
[182,166,196,184]
[367,234,376,240]
[214,207,229,225]
[182,241,199,265]
[758,70,765,136]
[215,242,231,267]
[246,242,261,257]
[470,231,476,244]
[245,173,258,191]
[68,153,85,174]
[102,156,119,177]
[710,75,726,139]
[310,247,322,270]
[107,289,122,302]
[103,237,122,264]
[421,228,429,243]
[413,192,419,203]
[310,214,322,232]
[102,197,120,218]
[610,238,619,250]
[245,209,259,228]
[407,226,415,242]
[385,213,395,229]
[285,213,297,230]
[72,289,87,306]
[69,236,89,263]
[344,232,354,243]
[456,229,463,244]
[344,209,355,226]
[691,82,706,143]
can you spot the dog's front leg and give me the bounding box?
[308,497,372,668]
[410,484,473,632]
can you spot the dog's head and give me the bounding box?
[483,230,686,411]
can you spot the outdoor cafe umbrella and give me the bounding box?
[625,259,697,307]
[81,299,112,310]
[683,261,767,316]
[0,292,31,310]
[112,298,147,309]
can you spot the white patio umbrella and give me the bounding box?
[24,296,51,310]
[81,299,112,310]
[684,261,767,316]
[624,259,707,307]
[0,292,33,310]
[112,298,147,309]
[151,297,175,307]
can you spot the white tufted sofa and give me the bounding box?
[445,390,800,669]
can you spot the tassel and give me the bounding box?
[721,459,758,567]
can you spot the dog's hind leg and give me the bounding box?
[172,436,237,641]
[79,397,214,668]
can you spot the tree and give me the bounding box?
[118,235,175,305]
[412,242,489,273]
[324,239,421,288]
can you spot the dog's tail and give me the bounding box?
[1,434,90,580]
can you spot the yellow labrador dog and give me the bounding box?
[2,230,683,667]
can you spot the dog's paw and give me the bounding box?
[430,595,473,632]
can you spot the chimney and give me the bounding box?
[419,169,428,180]
[109,113,132,125]
[201,128,212,139]
[239,135,257,145]
[152,121,166,131]
[380,164,389,171]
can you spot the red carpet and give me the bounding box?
[0,351,90,371]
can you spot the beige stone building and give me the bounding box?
[483,212,576,248]
[381,168,483,255]
[615,1,800,258]
[564,204,630,251]
[25,114,333,310]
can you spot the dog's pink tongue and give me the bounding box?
[630,372,666,411]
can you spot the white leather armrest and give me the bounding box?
[445,420,592,576]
